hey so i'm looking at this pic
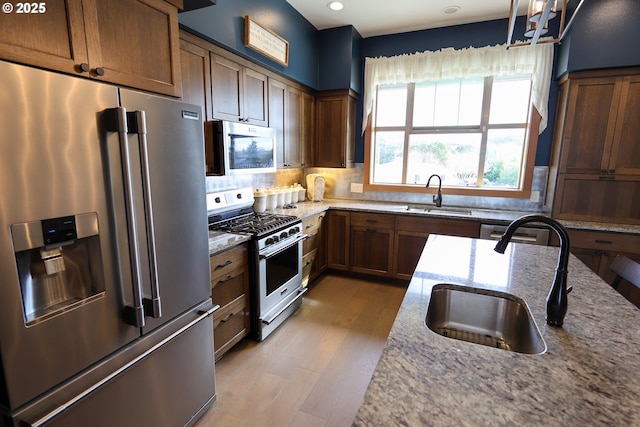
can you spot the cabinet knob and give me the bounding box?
[77,63,90,73]
[93,67,105,76]
[601,169,608,174]
[609,169,615,173]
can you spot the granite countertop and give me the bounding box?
[353,235,640,426]
[208,199,640,256]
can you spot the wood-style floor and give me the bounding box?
[194,274,407,427]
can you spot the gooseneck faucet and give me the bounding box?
[493,214,572,327]
[426,174,443,207]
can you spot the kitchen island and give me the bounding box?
[353,235,640,426]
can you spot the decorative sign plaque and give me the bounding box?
[244,16,289,67]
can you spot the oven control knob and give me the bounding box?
[266,237,275,245]
[289,228,298,236]
[280,231,289,239]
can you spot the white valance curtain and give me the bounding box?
[363,42,554,134]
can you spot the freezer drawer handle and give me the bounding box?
[127,110,162,319]
[24,304,220,427]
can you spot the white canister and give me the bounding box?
[290,185,299,203]
[276,188,285,208]
[253,189,266,213]
[297,184,306,202]
[265,188,277,211]
[283,187,293,205]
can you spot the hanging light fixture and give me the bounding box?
[506,0,585,48]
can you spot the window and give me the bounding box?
[362,42,553,198]
[370,76,535,192]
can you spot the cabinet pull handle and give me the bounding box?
[77,63,90,73]
[601,169,608,174]
[595,240,613,244]
[93,67,105,76]
[220,312,236,323]
[598,176,615,181]
[366,219,378,223]
[305,223,315,229]
[216,259,233,269]
[609,169,616,173]
[217,274,234,284]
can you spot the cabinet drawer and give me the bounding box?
[210,244,248,281]
[213,297,249,359]
[302,249,317,287]
[350,212,395,229]
[211,267,246,308]
[569,229,640,253]
[302,214,322,235]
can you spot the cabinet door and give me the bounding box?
[301,91,315,168]
[285,86,303,168]
[268,78,287,168]
[350,227,394,277]
[315,92,355,168]
[560,76,621,174]
[0,0,88,75]
[327,210,350,270]
[84,0,181,97]
[311,213,328,280]
[243,68,268,125]
[609,76,640,175]
[179,39,212,120]
[211,54,242,121]
[394,230,429,280]
[553,174,640,224]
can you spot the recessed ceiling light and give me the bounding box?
[327,1,344,11]
[442,5,461,14]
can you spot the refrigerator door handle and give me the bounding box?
[106,107,146,328]
[127,110,162,319]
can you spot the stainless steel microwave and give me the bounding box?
[204,120,276,175]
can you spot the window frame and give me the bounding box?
[364,76,541,199]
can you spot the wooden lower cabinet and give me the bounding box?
[210,243,250,361]
[326,209,480,281]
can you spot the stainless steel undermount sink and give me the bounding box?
[404,205,472,215]
[425,284,546,355]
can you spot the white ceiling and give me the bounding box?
[285,0,530,38]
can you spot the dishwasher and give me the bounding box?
[479,223,550,246]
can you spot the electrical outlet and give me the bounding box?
[350,183,364,193]
[529,190,540,203]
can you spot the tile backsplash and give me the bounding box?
[205,165,550,213]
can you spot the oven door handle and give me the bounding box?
[259,234,308,260]
[261,287,307,325]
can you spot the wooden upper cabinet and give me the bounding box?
[269,78,311,169]
[314,90,357,168]
[179,39,212,120]
[0,0,181,96]
[560,73,640,176]
[301,91,315,168]
[211,54,268,126]
[0,0,88,74]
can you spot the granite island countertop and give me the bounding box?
[353,235,640,426]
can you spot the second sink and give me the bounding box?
[425,284,546,355]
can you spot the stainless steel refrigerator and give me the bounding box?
[0,60,216,426]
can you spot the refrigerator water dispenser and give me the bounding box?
[11,213,105,325]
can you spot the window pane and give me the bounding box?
[376,86,407,127]
[483,128,526,188]
[413,83,435,127]
[414,79,482,127]
[407,133,482,186]
[489,78,532,124]
[372,131,405,184]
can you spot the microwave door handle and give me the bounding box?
[127,110,162,319]
[107,107,145,328]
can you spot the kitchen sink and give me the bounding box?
[403,205,472,215]
[425,284,546,355]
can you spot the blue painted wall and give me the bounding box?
[179,0,319,89]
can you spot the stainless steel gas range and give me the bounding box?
[207,188,306,341]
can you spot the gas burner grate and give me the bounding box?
[209,213,299,236]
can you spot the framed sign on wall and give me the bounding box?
[244,16,289,67]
